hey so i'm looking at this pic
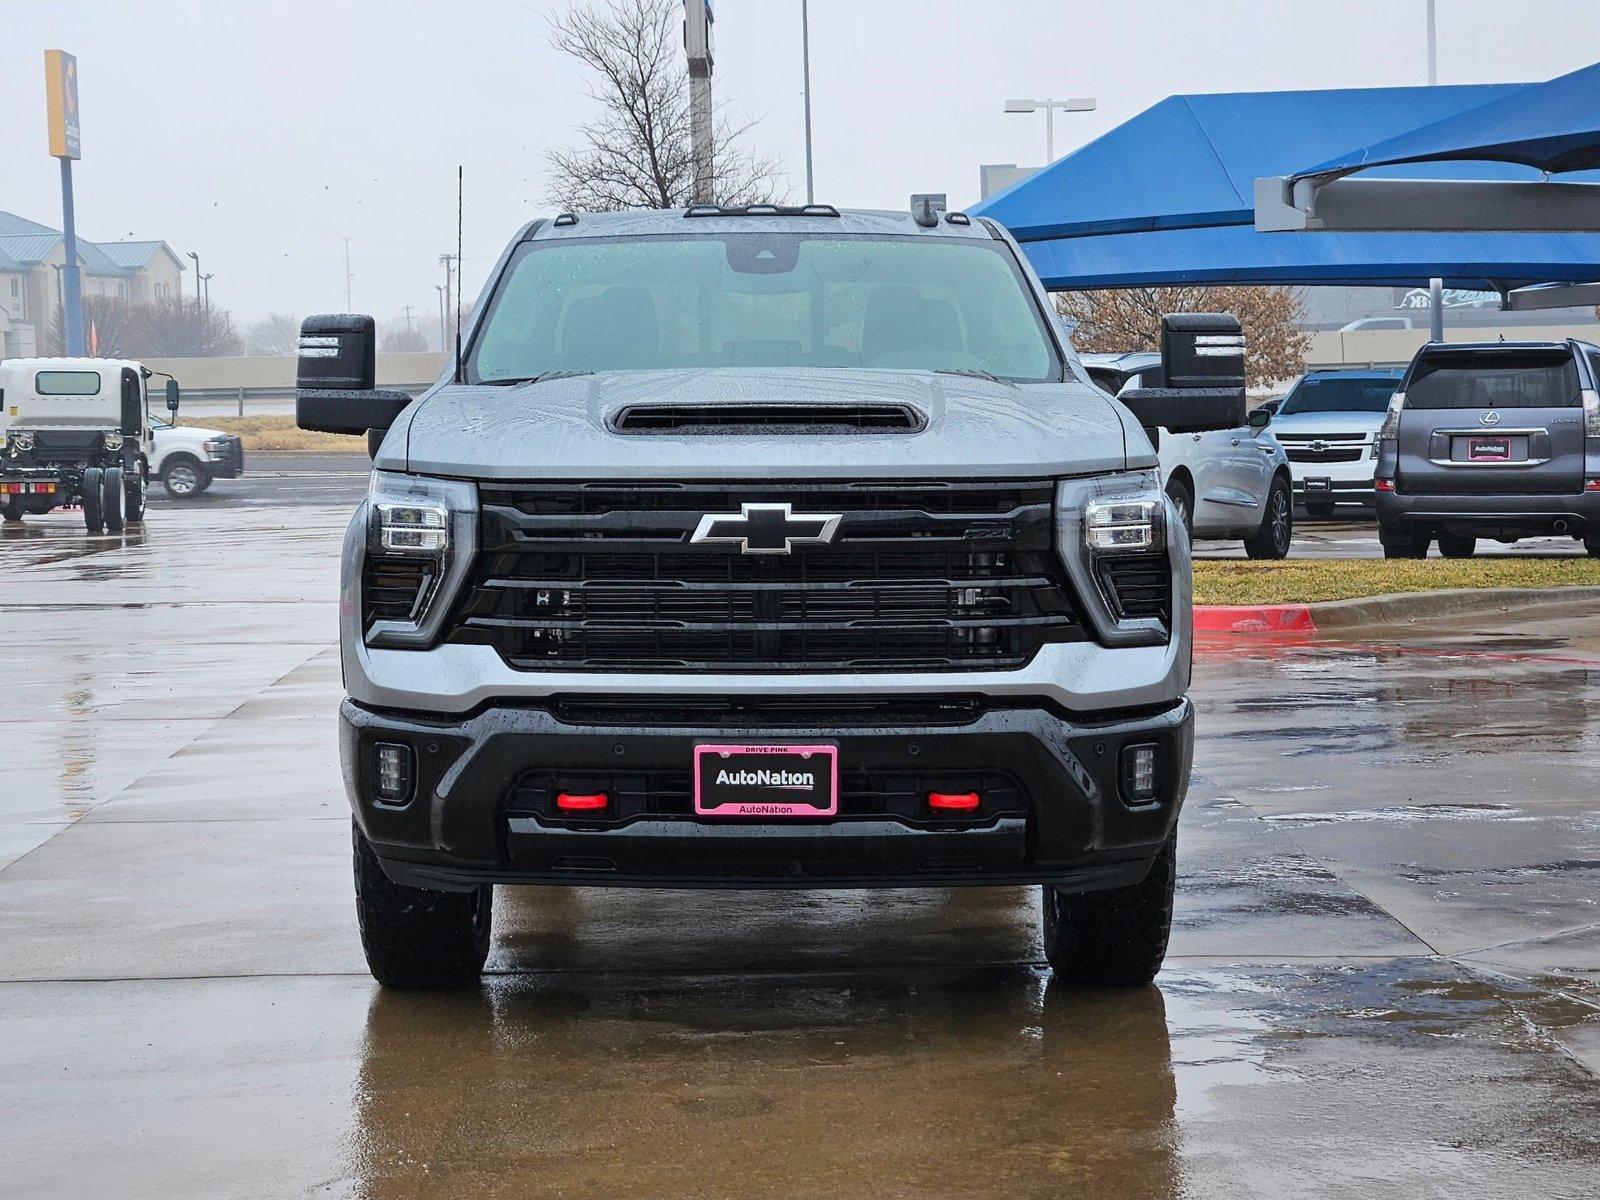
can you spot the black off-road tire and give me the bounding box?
[1587,536,1600,559]
[2,501,21,524]
[1304,500,1335,519]
[1244,475,1293,560]
[1042,831,1177,987]
[82,467,105,533]
[1437,532,1477,559]
[125,467,148,523]
[103,467,126,533]
[353,822,493,989]
[1164,476,1194,543]
[1380,522,1429,559]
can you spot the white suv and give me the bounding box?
[1083,352,1293,558]
[1270,368,1404,517]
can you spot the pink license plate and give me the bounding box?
[693,743,838,817]
[1468,436,1511,461]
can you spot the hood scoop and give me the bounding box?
[610,402,926,435]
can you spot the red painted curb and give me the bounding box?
[1193,604,1318,635]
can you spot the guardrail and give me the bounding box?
[174,383,435,416]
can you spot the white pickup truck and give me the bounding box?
[145,412,245,499]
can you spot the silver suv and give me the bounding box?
[296,204,1245,989]
[1376,341,1600,558]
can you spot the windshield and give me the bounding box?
[1279,375,1401,415]
[469,233,1060,383]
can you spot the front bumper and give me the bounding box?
[342,696,1192,891]
[1289,457,1377,506]
[1378,488,1600,538]
[207,437,245,479]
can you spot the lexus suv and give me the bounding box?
[1376,341,1600,558]
[295,204,1245,989]
[1271,367,1405,517]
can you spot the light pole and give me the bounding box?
[343,236,353,311]
[1004,97,1096,164]
[186,251,201,314]
[801,0,814,204]
[200,273,213,318]
[685,0,715,203]
[435,284,447,351]
[1425,0,1443,342]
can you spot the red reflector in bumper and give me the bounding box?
[1374,478,1395,492]
[1587,479,1600,492]
[927,791,980,812]
[556,791,609,812]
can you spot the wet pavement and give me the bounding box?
[2,502,1598,1198]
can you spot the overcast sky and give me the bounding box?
[5,0,1600,334]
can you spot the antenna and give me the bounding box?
[454,165,464,383]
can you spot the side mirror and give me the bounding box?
[295,314,413,436]
[1247,407,1272,430]
[165,379,180,413]
[1116,313,1247,434]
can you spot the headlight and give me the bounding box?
[203,437,227,454]
[362,471,477,648]
[1056,468,1174,648]
[103,432,124,451]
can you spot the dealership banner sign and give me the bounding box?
[45,49,81,160]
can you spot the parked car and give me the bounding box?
[146,413,245,499]
[1270,368,1406,516]
[1083,352,1293,558]
[1376,340,1600,558]
[296,204,1252,990]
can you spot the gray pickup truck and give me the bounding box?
[1376,340,1600,558]
[296,203,1246,989]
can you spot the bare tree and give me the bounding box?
[1057,286,1313,388]
[138,297,243,358]
[544,0,786,211]
[380,325,428,353]
[244,312,301,357]
[45,296,142,358]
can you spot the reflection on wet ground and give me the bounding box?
[1,502,1598,1197]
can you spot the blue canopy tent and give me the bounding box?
[1300,60,1600,178]
[971,85,1600,291]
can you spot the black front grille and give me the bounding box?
[612,403,925,433]
[447,481,1085,671]
[1096,554,1171,623]
[1285,447,1365,463]
[363,558,436,623]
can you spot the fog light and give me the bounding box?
[556,791,609,812]
[927,790,981,812]
[1120,743,1159,804]
[374,743,413,803]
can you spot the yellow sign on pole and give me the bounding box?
[45,49,81,160]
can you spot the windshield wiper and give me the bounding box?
[481,370,594,386]
[934,367,1010,385]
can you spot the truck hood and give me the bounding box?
[1269,410,1388,435]
[387,368,1144,481]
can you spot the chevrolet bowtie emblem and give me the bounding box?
[690,502,842,555]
